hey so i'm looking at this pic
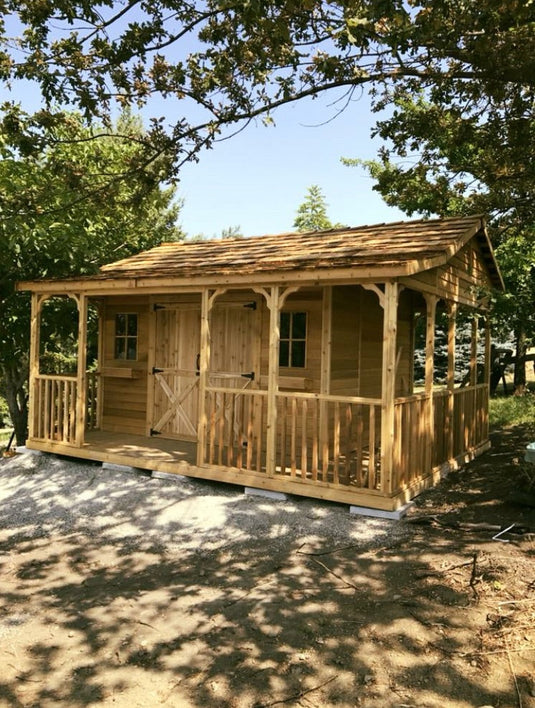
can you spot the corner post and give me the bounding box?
[468,315,479,449]
[424,294,437,473]
[196,288,211,466]
[483,316,491,441]
[28,293,43,441]
[446,302,457,460]
[319,286,333,460]
[380,281,398,496]
[75,293,88,447]
[266,286,280,477]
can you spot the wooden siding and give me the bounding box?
[396,289,415,397]
[330,286,360,397]
[260,289,323,392]
[100,296,149,435]
[358,288,384,398]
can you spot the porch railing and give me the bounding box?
[204,388,382,491]
[33,374,78,444]
[32,371,101,444]
[274,393,382,489]
[392,384,489,495]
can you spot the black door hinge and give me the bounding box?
[152,367,164,374]
[241,371,255,381]
[150,428,162,436]
[153,303,165,311]
[243,301,257,310]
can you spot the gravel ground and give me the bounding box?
[0,449,408,553]
[1,435,534,707]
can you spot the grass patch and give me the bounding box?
[0,428,13,444]
[490,392,535,430]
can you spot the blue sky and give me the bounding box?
[1,77,406,239]
[177,94,406,238]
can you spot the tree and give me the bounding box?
[343,140,535,393]
[0,110,182,445]
[293,185,333,232]
[0,0,532,212]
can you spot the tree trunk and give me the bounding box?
[513,323,527,395]
[3,363,28,446]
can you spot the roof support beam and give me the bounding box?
[380,281,398,496]
[75,293,88,447]
[424,294,438,476]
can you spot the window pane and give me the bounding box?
[115,338,125,360]
[291,341,306,367]
[279,340,290,367]
[292,312,307,339]
[115,313,126,336]
[126,337,137,360]
[280,312,290,339]
[127,314,138,336]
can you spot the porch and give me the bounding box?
[26,373,490,511]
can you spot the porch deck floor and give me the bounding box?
[84,430,197,470]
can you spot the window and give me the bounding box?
[279,311,307,368]
[114,313,138,360]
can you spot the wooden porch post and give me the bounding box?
[319,286,333,458]
[470,316,479,386]
[380,281,398,496]
[28,293,44,441]
[483,316,492,441]
[196,288,211,466]
[446,302,457,460]
[266,286,281,477]
[424,294,437,473]
[75,293,88,447]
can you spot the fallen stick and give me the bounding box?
[256,676,336,707]
[408,517,530,535]
[309,557,360,590]
[506,637,523,708]
[296,543,363,557]
[414,559,474,578]
[460,646,535,657]
[469,551,480,600]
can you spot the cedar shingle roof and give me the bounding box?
[98,214,501,286]
[17,215,504,291]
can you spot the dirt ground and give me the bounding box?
[1,426,534,708]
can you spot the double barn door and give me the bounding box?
[149,298,259,440]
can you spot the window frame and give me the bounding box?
[279,310,307,369]
[114,312,138,361]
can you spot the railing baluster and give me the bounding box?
[300,399,308,480]
[368,405,376,489]
[290,398,297,477]
[279,396,287,475]
[333,402,340,484]
[311,398,318,481]
[355,405,363,486]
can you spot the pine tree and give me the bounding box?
[293,185,333,232]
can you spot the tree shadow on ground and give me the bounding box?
[0,427,534,707]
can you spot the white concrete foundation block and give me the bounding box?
[151,470,188,482]
[102,462,145,474]
[15,446,44,456]
[244,486,288,501]
[349,501,414,521]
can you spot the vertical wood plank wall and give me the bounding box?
[100,296,150,435]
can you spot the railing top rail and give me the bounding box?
[453,383,489,393]
[35,374,77,382]
[206,385,268,396]
[276,391,382,405]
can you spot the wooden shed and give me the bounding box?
[18,215,504,512]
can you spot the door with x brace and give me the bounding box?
[150,303,201,440]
